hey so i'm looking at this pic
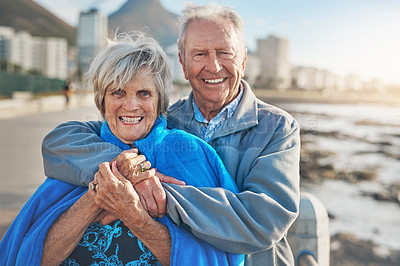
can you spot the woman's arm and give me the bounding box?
[41,191,102,265]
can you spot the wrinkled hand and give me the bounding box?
[134,171,186,218]
[114,149,156,185]
[99,171,186,223]
[90,161,149,225]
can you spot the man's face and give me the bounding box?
[179,19,247,115]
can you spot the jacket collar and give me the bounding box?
[167,80,258,140]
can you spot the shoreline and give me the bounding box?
[254,89,400,106]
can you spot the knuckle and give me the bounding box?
[145,161,152,169]
[137,155,146,162]
[148,205,157,213]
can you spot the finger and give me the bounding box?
[88,171,102,194]
[111,161,128,182]
[98,162,121,187]
[151,179,167,218]
[135,177,166,218]
[129,168,156,186]
[138,160,151,172]
[127,148,139,154]
[156,171,186,185]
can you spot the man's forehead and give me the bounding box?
[185,19,240,49]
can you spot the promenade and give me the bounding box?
[0,93,99,240]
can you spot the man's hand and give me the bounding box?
[134,172,186,218]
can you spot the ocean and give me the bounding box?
[277,101,400,252]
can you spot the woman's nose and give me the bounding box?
[123,96,139,110]
[204,54,222,73]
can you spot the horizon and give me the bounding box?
[33,0,400,85]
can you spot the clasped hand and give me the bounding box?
[90,149,185,225]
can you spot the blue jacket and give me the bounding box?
[0,116,244,266]
[41,80,300,265]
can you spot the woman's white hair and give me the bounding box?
[87,31,173,118]
[177,2,245,61]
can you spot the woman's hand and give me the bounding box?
[91,161,149,225]
[112,149,185,219]
[114,149,156,185]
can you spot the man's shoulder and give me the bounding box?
[254,97,299,131]
[168,96,189,114]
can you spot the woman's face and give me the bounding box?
[104,70,159,144]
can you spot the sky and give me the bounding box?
[34,0,400,84]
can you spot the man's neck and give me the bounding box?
[193,89,241,121]
[196,103,223,121]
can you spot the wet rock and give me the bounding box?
[330,233,400,266]
[361,184,400,205]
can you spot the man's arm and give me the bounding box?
[42,121,121,186]
[164,119,300,254]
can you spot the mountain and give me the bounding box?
[108,0,179,48]
[0,0,76,45]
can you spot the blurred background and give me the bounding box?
[0,0,399,265]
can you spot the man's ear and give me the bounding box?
[241,48,248,78]
[178,53,189,80]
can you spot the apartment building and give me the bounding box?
[0,25,67,79]
[256,35,291,90]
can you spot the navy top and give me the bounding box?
[63,220,161,265]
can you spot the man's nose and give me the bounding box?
[204,54,222,73]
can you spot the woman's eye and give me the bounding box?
[139,91,150,97]
[112,89,124,96]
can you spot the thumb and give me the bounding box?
[156,171,185,185]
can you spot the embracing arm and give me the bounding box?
[42,121,121,186]
[164,120,301,254]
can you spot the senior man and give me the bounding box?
[42,3,300,265]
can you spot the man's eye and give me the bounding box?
[194,53,206,58]
[219,51,234,59]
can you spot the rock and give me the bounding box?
[330,233,400,266]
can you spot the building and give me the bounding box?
[0,25,67,79]
[244,53,261,86]
[31,37,68,79]
[256,35,291,90]
[77,9,108,73]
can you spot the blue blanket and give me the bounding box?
[0,116,244,265]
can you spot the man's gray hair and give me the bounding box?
[177,2,245,61]
[87,32,173,118]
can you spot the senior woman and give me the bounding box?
[0,33,244,265]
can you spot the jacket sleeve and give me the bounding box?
[164,119,300,254]
[42,121,122,186]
